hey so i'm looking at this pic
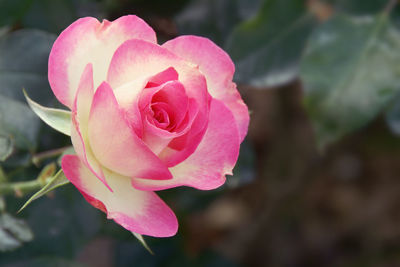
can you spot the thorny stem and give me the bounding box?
[0,179,45,196]
[0,159,57,197]
[32,146,69,166]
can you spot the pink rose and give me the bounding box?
[49,15,249,237]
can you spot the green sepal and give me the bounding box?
[23,89,71,136]
[132,232,154,255]
[18,169,70,213]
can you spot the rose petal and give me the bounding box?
[49,15,156,108]
[73,63,93,129]
[71,114,112,191]
[147,67,179,87]
[113,77,148,138]
[88,81,172,180]
[163,36,249,142]
[71,64,111,191]
[107,39,209,116]
[112,67,180,138]
[159,101,206,167]
[107,39,211,165]
[140,81,189,131]
[61,155,178,237]
[132,99,240,190]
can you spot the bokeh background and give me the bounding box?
[1,0,400,266]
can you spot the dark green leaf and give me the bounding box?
[0,29,57,153]
[176,0,261,45]
[18,169,70,213]
[0,95,41,151]
[3,258,88,267]
[0,227,21,252]
[22,0,77,33]
[333,0,388,15]
[0,29,56,104]
[300,14,400,149]
[385,93,400,135]
[0,0,34,27]
[0,134,13,161]
[226,0,316,87]
[0,212,33,252]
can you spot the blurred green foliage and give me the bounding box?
[1,0,400,266]
[301,13,400,148]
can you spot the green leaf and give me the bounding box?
[226,0,316,87]
[0,227,21,252]
[0,29,57,153]
[18,169,70,213]
[6,258,88,267]
[0,212,33,252]
[24,89,71,136]
[132,232,154,255]
[385,93,400,135]
[333,0,388,15]
[300,14,400,149]
[175,0,261,45]
[0,134,13,161]
[0,94,41,151]
[0,0,34,27]
[0,29,56,104]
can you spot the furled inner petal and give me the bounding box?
[87,81,172,180]
[139,81,192,155]
[112,67,180,139]
[107,39,211,166]
[146,67,179,88]
[148,102,171,129]
[131,98,240,191]
[140,81,189,131]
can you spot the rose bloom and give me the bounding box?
[49,15,249,237]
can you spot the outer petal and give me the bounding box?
[49,15,156,108]
[73,64,94,129]
[61,155,178,237]
[71,64,111,191]
[71,115,111,190]
[132,99,240,190]
[88,81,172,180]
[163,36,249,142]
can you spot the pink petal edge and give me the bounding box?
[163,35,249,142]
[132,99,240,191]
[61,155,178,237]
[71,63,112,191]
[49,15,157,108]
[88,81,173,180]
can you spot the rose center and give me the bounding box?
[150,102,171,129]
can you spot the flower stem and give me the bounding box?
[0,179,44,197]
[32,146,69,166]
[0,166,7,183]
